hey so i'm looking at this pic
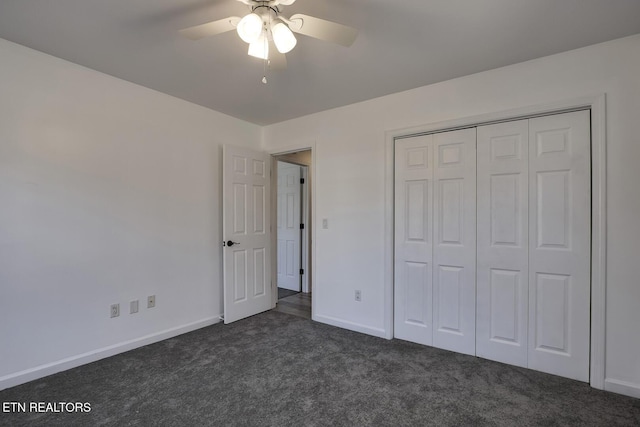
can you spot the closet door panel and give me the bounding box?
[528,110,591,382]
[394,135,434,345]
[476,120,529,367]
[432,128,477,356]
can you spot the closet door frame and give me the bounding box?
[384,94,606,390]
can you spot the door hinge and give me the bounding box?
[300,223,304,230]
[300,269,304,275]
[300,178,305,184]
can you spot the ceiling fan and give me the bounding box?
[179,0,358,70]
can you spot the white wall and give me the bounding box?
[0,39,261,388]
[263,34,640,398]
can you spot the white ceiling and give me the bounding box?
[1,0,640,125]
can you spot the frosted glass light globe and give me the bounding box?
[272,22,297,53]
[237,13,263,44]
[248,33,269,60]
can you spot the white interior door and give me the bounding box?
[223,145,272,324]
[432,128,477,356]
[394,128,476,354]
[277,161,301,292]
[527,110,591,381]
[476,120,529,367]
[394,134,435,346]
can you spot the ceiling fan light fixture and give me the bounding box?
[237,13,263,43]
[248,33,269,59]
[271,21,297,53]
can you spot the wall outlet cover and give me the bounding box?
[110,303,120,318]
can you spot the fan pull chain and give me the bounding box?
[262,14,269,84]
[262,56,267,84]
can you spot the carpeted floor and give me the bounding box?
[1,311,639,426]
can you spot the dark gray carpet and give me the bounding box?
[1,311,639,426]
[278,288,299,300]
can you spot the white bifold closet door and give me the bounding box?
[476,110,591,381]
[394,128,477,355]
[476,120,530,367]
[528,111,591,381]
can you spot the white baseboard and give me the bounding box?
[0,316,221,391]
[313,314,388,339]
[604,378,640,399]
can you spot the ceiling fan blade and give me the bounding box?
[272,0,297,6]
[269,42,287,70]
[179,16,241,40]
[288,14,357,47]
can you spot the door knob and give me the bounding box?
[226,240,239,247]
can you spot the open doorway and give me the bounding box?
[272,150,312,319]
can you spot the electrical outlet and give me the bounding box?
[147,295,156,308]
[130,300,139,314]
[355,290,361,302]
[322,218,329,229]
[110,303,120,318]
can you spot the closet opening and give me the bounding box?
[388,97,606,390]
